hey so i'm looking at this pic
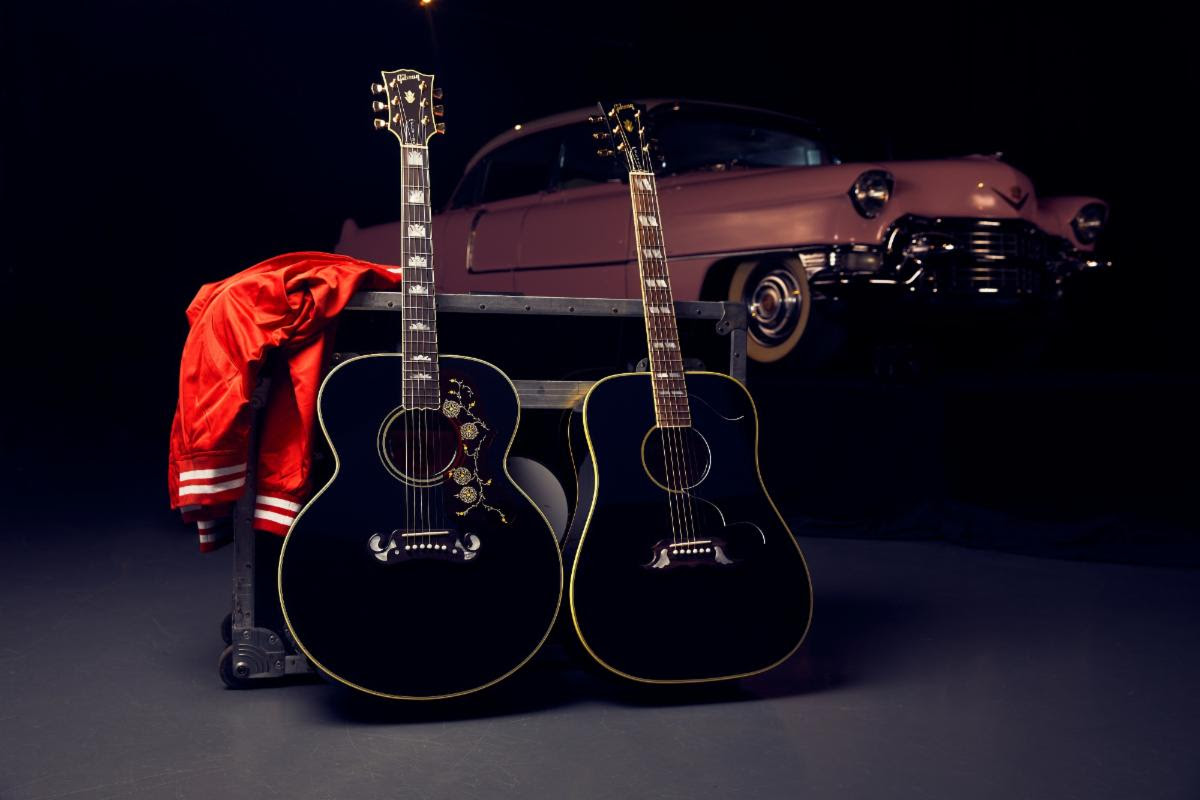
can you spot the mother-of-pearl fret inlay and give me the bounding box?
[628,169,691,428]
[399,142,440,408]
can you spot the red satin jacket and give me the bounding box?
[169,252,403,551]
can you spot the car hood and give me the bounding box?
[660,155,1041,219]
[650,155,1100,250]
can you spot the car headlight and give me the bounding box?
[1071,203,1107,244]
[848,170,894,219]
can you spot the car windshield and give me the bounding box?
[649,104,831,175]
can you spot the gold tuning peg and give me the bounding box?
[373,118,387,130]
[432,87,443,99]
[370,83,385,95]
[592,131,605,140]
[433,104,445,117]
[435,122,446,134]
[596,147,614,157]
[372,100,387,112]
[588,115,605,125]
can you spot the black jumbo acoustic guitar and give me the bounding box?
[564,103,813,684]
[277,70,562,700]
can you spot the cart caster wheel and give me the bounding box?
[219,645,254,689]
[220,612,233,645]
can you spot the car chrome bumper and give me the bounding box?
[804,216,1111,303]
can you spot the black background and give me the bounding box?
[0,2,1192,551]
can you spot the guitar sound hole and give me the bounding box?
[380,408,461,483]
[641,426,711,492]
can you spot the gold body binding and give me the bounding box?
[277,352,563,701]
[569,369,814,685]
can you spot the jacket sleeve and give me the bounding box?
[168,251,403,550]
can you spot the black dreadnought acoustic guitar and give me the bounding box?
[277,70,562,700]
[565,103,813,684]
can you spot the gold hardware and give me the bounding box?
[372,100,387,111]
[370,83,385,95]
[373,118,387,130]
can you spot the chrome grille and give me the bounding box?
[891,216,1062,297]
[957,221,1048,262]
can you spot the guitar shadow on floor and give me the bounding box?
[314,589,923,724]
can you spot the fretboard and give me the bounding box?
[629,171,691,428]
[400,144,440,408]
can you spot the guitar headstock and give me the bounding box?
[370,69,445,145]
[590,102,651,174]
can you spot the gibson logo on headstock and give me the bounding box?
[371,68,445,144]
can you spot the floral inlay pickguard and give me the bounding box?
[442,378,507,523]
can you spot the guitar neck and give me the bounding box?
[400,143,440,408]
[629,170,691,428]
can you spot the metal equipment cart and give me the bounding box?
[219,292,747,687]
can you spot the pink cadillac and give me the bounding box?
[338,100,1110,363]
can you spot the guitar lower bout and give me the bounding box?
[568,370,813,685]
[277,353,562,700]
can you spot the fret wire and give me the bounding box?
[399,144,440,407]
[629,171,690,426]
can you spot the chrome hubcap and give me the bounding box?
[746,268,802,345]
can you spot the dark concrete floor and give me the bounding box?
[1,516,1197,800]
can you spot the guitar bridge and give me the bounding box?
[644,538,735,570]
[368,529,482,563]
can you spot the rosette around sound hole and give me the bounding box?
[379,408,462,484]
[641,426,712,492]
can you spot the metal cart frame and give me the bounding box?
[220,292,747,687]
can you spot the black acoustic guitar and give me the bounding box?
[565,104,813,684]
[277,70,562,700]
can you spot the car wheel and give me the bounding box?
[727,256,812,363]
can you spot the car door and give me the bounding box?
[514,122,632,298]
[435,130,560,294]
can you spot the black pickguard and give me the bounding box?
[567,372,812,683]
[278,354,562,699]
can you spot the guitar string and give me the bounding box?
[633,174,692,547]
[634,172,700,546]
[412,147,434,544]
[418,150,444,541]
[631,170,697,547]
[414,141,446,544]
[398,138,411,548]
[644,173,706,546]
[627,171,683,546]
